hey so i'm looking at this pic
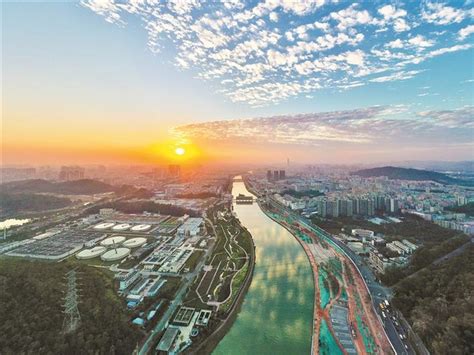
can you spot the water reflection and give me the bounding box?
[213,181,314,355]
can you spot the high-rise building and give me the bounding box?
[389,198,399,213]
[368,200,375,216]
[59,166,85,181]
[279,170,286,180]
[273,170,279,181]
[328,200,340,218]
[457,196,467,206]
[352,199,360,215]
[375,196,386,210]
[267,170,272,181]
[318,200,328,218]
[339,199,353,217]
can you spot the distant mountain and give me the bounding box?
[351,166,473,186]
[387,160,474,173]
[1,179,115,195]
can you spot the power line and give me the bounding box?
[62,269,81,334]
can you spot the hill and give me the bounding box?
[0,192,72,218]
[351,166,472,186]
[393,245,474,354]
[1,179,115,195]
[0,259,142,354]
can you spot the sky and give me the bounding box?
[2,0,473,166]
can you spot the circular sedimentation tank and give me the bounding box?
[101,247,131,261]
[76,246,106,259]
[123,237,147,248]
[100,236,126,246]
[93,222,115,230]
[112,223,131,231]
[131,224,152,232]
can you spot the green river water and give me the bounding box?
[213,180,314,355]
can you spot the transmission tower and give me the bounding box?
[62,269,81,334]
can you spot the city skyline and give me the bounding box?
[2,1,473,165]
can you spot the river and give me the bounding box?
[213,179,314,354]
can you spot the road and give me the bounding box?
[264,196,412,355]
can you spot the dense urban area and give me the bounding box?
[1,162,473,354]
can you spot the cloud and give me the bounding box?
[421,2,468,25]
[370,70,424,83]
[459,24,474,40]
[329,4,374,31]
[269,11,278,22]
[408,35,435,48]
[417,107,474,128]
[378,4,410,32]
[81,0,474,105]
[173,107,386,145]
[172,106,473,146]
[378,5,407,20]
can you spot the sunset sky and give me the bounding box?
[2,1,473,166]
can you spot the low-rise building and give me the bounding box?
[351,229,374,239]
[116,269,140,291]
[177,218,203,237]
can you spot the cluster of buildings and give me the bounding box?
[253,168,474,235]
[267,169,286,182]
[116,269,167,308]
[273,194,400,217]
[157,307,212,353]
[344,228,419,274]
[59,166,85,181]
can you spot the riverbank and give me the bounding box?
[190,222,256,354]
[261,194,394,354]
[187,203,256,354]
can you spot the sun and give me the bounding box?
[175,147,185,156]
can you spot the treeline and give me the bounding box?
[85,200,199,217]
[114,185,154,199]
[175,191,219,199]
[0,259,142,354]
[1,179,114,195]
[0,192,71,217]
[281,189,324,198]
[392,245,474,354]
[445,202,474,216]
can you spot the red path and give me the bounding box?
[267,208,392,355]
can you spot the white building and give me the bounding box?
[116,269,140,291]
[401,239,418,253]
[351,229,374,239]
[177,218,203,237]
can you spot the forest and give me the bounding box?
[392,245,474,355]
[446,202,474,216]
[281,189,324,198]
[0,259,142,354]
[0,192,72,218]
[1,179,115,195]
